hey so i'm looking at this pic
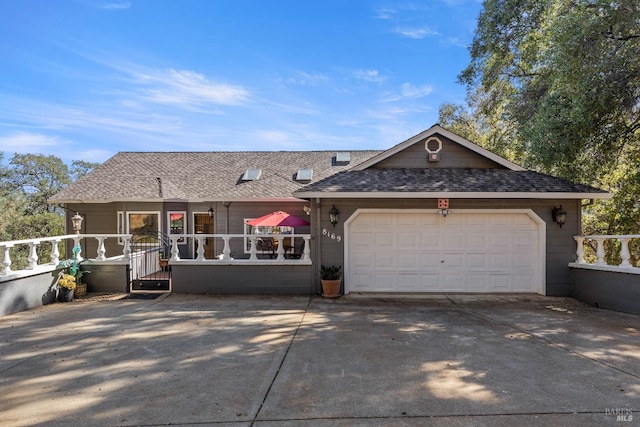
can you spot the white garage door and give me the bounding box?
[347,211,542,293]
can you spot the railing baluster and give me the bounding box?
[595,237,606,265]
[50,239,61,265]
[95,237,107,261]
[1,245,13,275]
[275,237,285,260]
[222,236,231,259]
[26,242,39,269]
[249,236,258,260]
[302,236,311,261]
[195,236,205,261]
[620,237,631,267]
[574,236,585,263]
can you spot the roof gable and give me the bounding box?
[352,125,525,171]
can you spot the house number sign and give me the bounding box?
[438,199,449,209]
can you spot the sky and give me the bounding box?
[0,0,483,164]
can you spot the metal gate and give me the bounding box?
[129,231,172,293]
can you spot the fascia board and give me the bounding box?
[293,191,613,199]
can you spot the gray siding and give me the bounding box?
[171,264,313,295]
[312,198,581,296]
[373,135,503,169]
[0,270,58,316]
[571,268,640,315]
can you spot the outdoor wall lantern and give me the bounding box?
[329,205,339,227]
[552,205,567,228]
[437,209,450,218]
[71,212,84,234]
[303,206,311,216]
[208,207,214,218]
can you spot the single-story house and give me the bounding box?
[49,124,610,296]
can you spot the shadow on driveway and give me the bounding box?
[0,294,638,426]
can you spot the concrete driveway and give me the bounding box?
[0,294,638,426]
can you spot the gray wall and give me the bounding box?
[312,198,581,296]
[570,268,640,315]
[0,270,59,316]
[373,135,502,169]
[171,264,313,295]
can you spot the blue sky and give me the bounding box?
[0,0,482,164]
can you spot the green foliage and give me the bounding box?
[320,265,342,280]
[445,0,640,239]
[0,151,96,269]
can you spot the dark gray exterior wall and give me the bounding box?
[570,268,640,315]
[82,262,129,293]
[0,270,59,316]
[171,264,313,295]
[310,198,581,296]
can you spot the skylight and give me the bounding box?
[242,168,262,181]
[296,168,313,181]
[336,152,351,163]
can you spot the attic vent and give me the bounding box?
[241,168,262,181]
[336,152,351,163]
[425,137,443,162]
[296,168,313,181]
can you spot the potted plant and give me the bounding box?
[56,272,77,302]
[320,265,342,298]
[56,244,90,299]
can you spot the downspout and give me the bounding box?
[223,201,231,233]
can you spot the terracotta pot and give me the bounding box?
[321,279,342,298]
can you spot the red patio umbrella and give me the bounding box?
[245,210,310,227]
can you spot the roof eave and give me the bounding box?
[292,191,613,199]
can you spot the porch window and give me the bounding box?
[168,211,186,245]
[128,212,161,241]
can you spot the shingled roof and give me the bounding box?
[293,168,611,199]
[49,150,383,203]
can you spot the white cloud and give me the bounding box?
[354,69,387,84]
[280,71,329,86]
[0,132,64,153]
[393,27,440,39]
[134,69,250,107]
[373,7,396,20]
[400,83,433,98]
[98,1,131,10]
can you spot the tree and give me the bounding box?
[0,153,98,269]
[448,0,640,236]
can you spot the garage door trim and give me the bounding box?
[344,209,546,295]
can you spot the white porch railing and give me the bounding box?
[571,235,640,274]
[1,232,311,281]
[169,234,311,262]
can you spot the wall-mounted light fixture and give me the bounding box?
[208,207,214,218]
[437,209,450,218]
[303,206,311,216]
[329,205,339,227]
[71,212,84,234]
[552,205,567,228]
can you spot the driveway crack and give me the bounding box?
[250,295,313,426]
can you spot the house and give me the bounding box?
[49,125,610,296]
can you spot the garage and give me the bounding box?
[346,210,544,294]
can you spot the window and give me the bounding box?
[128,212,161,241]
[168,211,186,244]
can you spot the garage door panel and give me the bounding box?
[348,212,540,294]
